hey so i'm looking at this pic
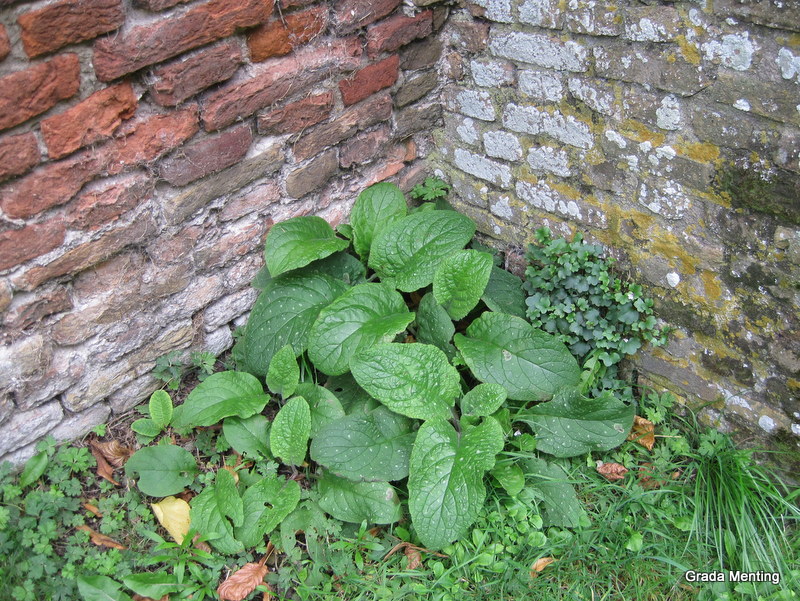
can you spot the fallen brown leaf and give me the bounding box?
[627,415,655,451]
[404,545,422,570]
[638,463,667,490]
[76,525,126,550]
[217,556,269,601]
[384,541,447,564]
[530,557,555,578]
[596,462,629,481]
[89,443,120,486]
[191,533,212,553]
[132,595,168,601]
[92,439,135,467]
[83,502,102,517]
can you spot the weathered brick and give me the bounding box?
[248,6,328,62]
[2,286,72,332]
[0,132,39,182]
[203,287,259,330]
[340,126,391,168]
[41,83,138,159]
[467,0,513,23]
[0,281,11,313]
[449,16,489,53]
[257,92,334,135]
[160,125,252,186]
[18,0,124,58]
[93,0,273,81]
[339,55,399,106]
[366,11,433,58]
[400,37,442,70]
[711,0,800,32]
[196,219,269,270]
[454,148,512,188]
[202,38,361,131]
[489,30,588,73]
[394,101,442,139]
[134,0,191,10]
[220,181,281,221]
[13,215,157,291]
[396,71,438,107]
[0,222,67,271]
[292,92,393,161]
[333,0,401,34]
[623,6,682,43]
[563,1,622,36]
[286,149,339,198]
[0,54,80,131]
[150,41,244,107]
[67,173,154,230]
[518,0,563,29]
[0,24,10,60]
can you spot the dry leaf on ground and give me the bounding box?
[404,545,422,570]
[217,557,269,601]
[151,496,191,544]
[627,415,655,451]
[596,462,629,481]
[83,502,102,517]
[92,439,135,467]
[89,442,120,486]
[76,525,126,550]
[530,557,555,578]
[638,463,668,490]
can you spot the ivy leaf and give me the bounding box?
[415,292,456,360]
[223,415,271,459]
[122,573,181,599]
[76,575,133,601]
[482,266,527,318]
[266,344,299,399]
[454,312,580,401]
[518,388,635,458]
[523,457,583,528]
[308,283,414,376]
[460,383,507,417]
[310,406,416,482]
[408,417,504,550]
[369,211,476,292]
[148,390,173,429]
[235,475,301,548]
[318,471,402,525]
[190,469,244,554]
[19,451,48,488]
[350,343,460,421]
[294,382,346,436]
[433,250,493,320]
[232,274,348,377]
[270,397,311,467]
[264,216,348,277]
[351,182,408,261]
[124,445,197,497]
[171,371,270,430]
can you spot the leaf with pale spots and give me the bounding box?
[171,371,270,430]
[318,471,402,525]
[351,182,408,261]
[264,216,348,277]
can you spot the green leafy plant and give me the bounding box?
[410,176,451,203]
[153,350,219,390]
[131,390,174,440]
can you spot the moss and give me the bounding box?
[656,298,717,337]
[716,164,800,226]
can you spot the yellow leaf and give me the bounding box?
[151,496,191,544]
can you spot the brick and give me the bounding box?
[401,37,442,70]
[286,149,339,198]
[149,41,244,107]
[0,54,80,131]
[0,281,11,313]
[489,30,588,73]
[396,71,438,107]
[220,181,281,221]
[339,55,399,106]
[134,0,191,10]
[13,216,157,291]
[18,0,124,58]
[449,17,489,53]
[394,101,442,139]
[340,126,391,168]
[202,38,361,131]
[41,83,138,160]
[160,125,252,186]
[257,92,334,135]
[248,6,328,62]
[334,0,401,34]
[292,92,393,161]
[366,11,432,58]
[196,219,269,270]
[0,132,39,182]
[0,222,67,271]
[2,286,72,332]
[93,0,273,81]
[67,173,154,230]
[0,24,9,61]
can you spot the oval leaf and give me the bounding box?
[454,312,580,401]
[77,575,133,601]
[415,292,456,360]
[433,249,493,320]
[308,283,414,376]
[350,343,460,421]
[190,474,243,555]
[311,406,415,482]
[523,457,583,527]
[233,274,348,377]
[408,418,504,550]
[19,451,48,488]
[351,182,408,261]
[148,390,173,429]
[124,445,197,497]
[264,216,348,277]
[266,344,299,399]
[318,471,402,525]
[369,211,476,292]
[171,371,270,430]
[270,397,311,466]
[223,415,271,459]
[122,573,181,599]
[460,383,507,417]
[295,382,346,436]
[131,418,162,438]
[482,266,527,318]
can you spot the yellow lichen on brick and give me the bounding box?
[675,35,702,65]
[675,141,720,163]
[649,231,700,274]
[620,120,666,145]
[700,270,724,302]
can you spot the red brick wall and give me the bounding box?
[0,0,447,463]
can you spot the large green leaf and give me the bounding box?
[369,211,476,292]
[253,251,367,291]
[408,418,504,550]
[351,182,408,261]
[318,471,402,525]
[523,457,583,527]
[295,382,345,436]
[265,216,348,277]
[482,265,527,318]
[433,250,493,320]
[235,475,301,548]
[190,470,244,554]
[308,283,414,376]
[310,406,415,482]
[518,388,635,457]
[454,312,580,401]
[350,343,460,421]
[233,273,348,377]
[415,292,456,360]
[222,415,271,459]
[122,573,181,599]
[77,575,133,601]
[171,371,270,429]
[460,382,507,417]
[270,397,311,466]
[324,373,379,415]
[266,344,299,399]
[124,445,197,497]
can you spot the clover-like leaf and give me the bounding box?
[124,445,197,497]
[351,182,408,261]
[171,371,270,430]
[270,397,311,467]
[264,216,348,277]
[318,471,402,525]
[433,249,493,320]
